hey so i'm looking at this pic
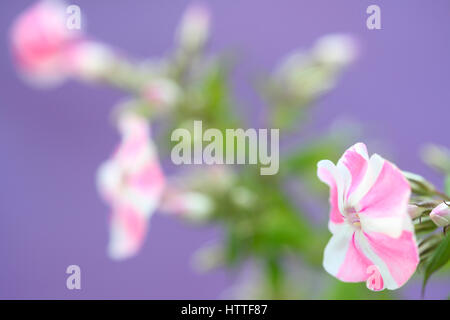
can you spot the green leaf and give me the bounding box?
[422,232,450,295]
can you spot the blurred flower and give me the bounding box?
[161,189,214,222]
[317,142,418,290]
[313,33,358,67]
[430,202,450,227]
[141,78,181,111]
[97,113,165,260]
[176,2,210,52]
[10,0,83,86]
[271,34,357,105]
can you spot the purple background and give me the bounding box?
[1,0,449,299]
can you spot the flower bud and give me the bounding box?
[402,171,436,195]
[10,0,84,86]
[161,190,214,222]
[313,33,358,67]
[141,78,181,111]
[176,3,210,52]
[421,144,450,173]
[430,202,450,227]
[70,41,114,80]
[407,204,423,219]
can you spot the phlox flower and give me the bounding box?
[97,113,165,260]
[317,143,419,290]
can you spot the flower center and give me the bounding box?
[345,206,361,229]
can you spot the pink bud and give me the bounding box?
[10,0,83,85]
[430,202,450,227]
[407,204,422,219]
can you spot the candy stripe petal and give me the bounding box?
[323,223,355,277]
[358,160,410,219]
[317,160,346,224]
[362,229,419,289]
[347,154,384,207]
[108,204,149,260]
[337,142,369,199]
[336,231,375,282]
[359,215,404,238]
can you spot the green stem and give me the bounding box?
[433,190,450,201]
[265,256,284,299]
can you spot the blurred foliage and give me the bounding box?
[135,30,367,298]
[133,28,361,299]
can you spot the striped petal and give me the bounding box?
[317,160,350,225]
[108,204,149,260]
[358,218,418,290]
[337,142,369,199]
[97,113,166,260]
[323,223,375,283]
[358,159,410,238]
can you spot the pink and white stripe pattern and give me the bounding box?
[317,142,419,290]
[97,113,165,260]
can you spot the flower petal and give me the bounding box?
[97,160,122,202]
[323,223,374,282]
[357,159,410,237]
[317,160,349,224]
[125,161,165,215]
[346,153,384,207]
[108,204,149,260]
[337,142,369,199]
[358,224,419,290]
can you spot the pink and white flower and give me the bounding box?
[97,113,165,260]
[317,142,419,290]
[10,0,83,85]
[430,202,450,227]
